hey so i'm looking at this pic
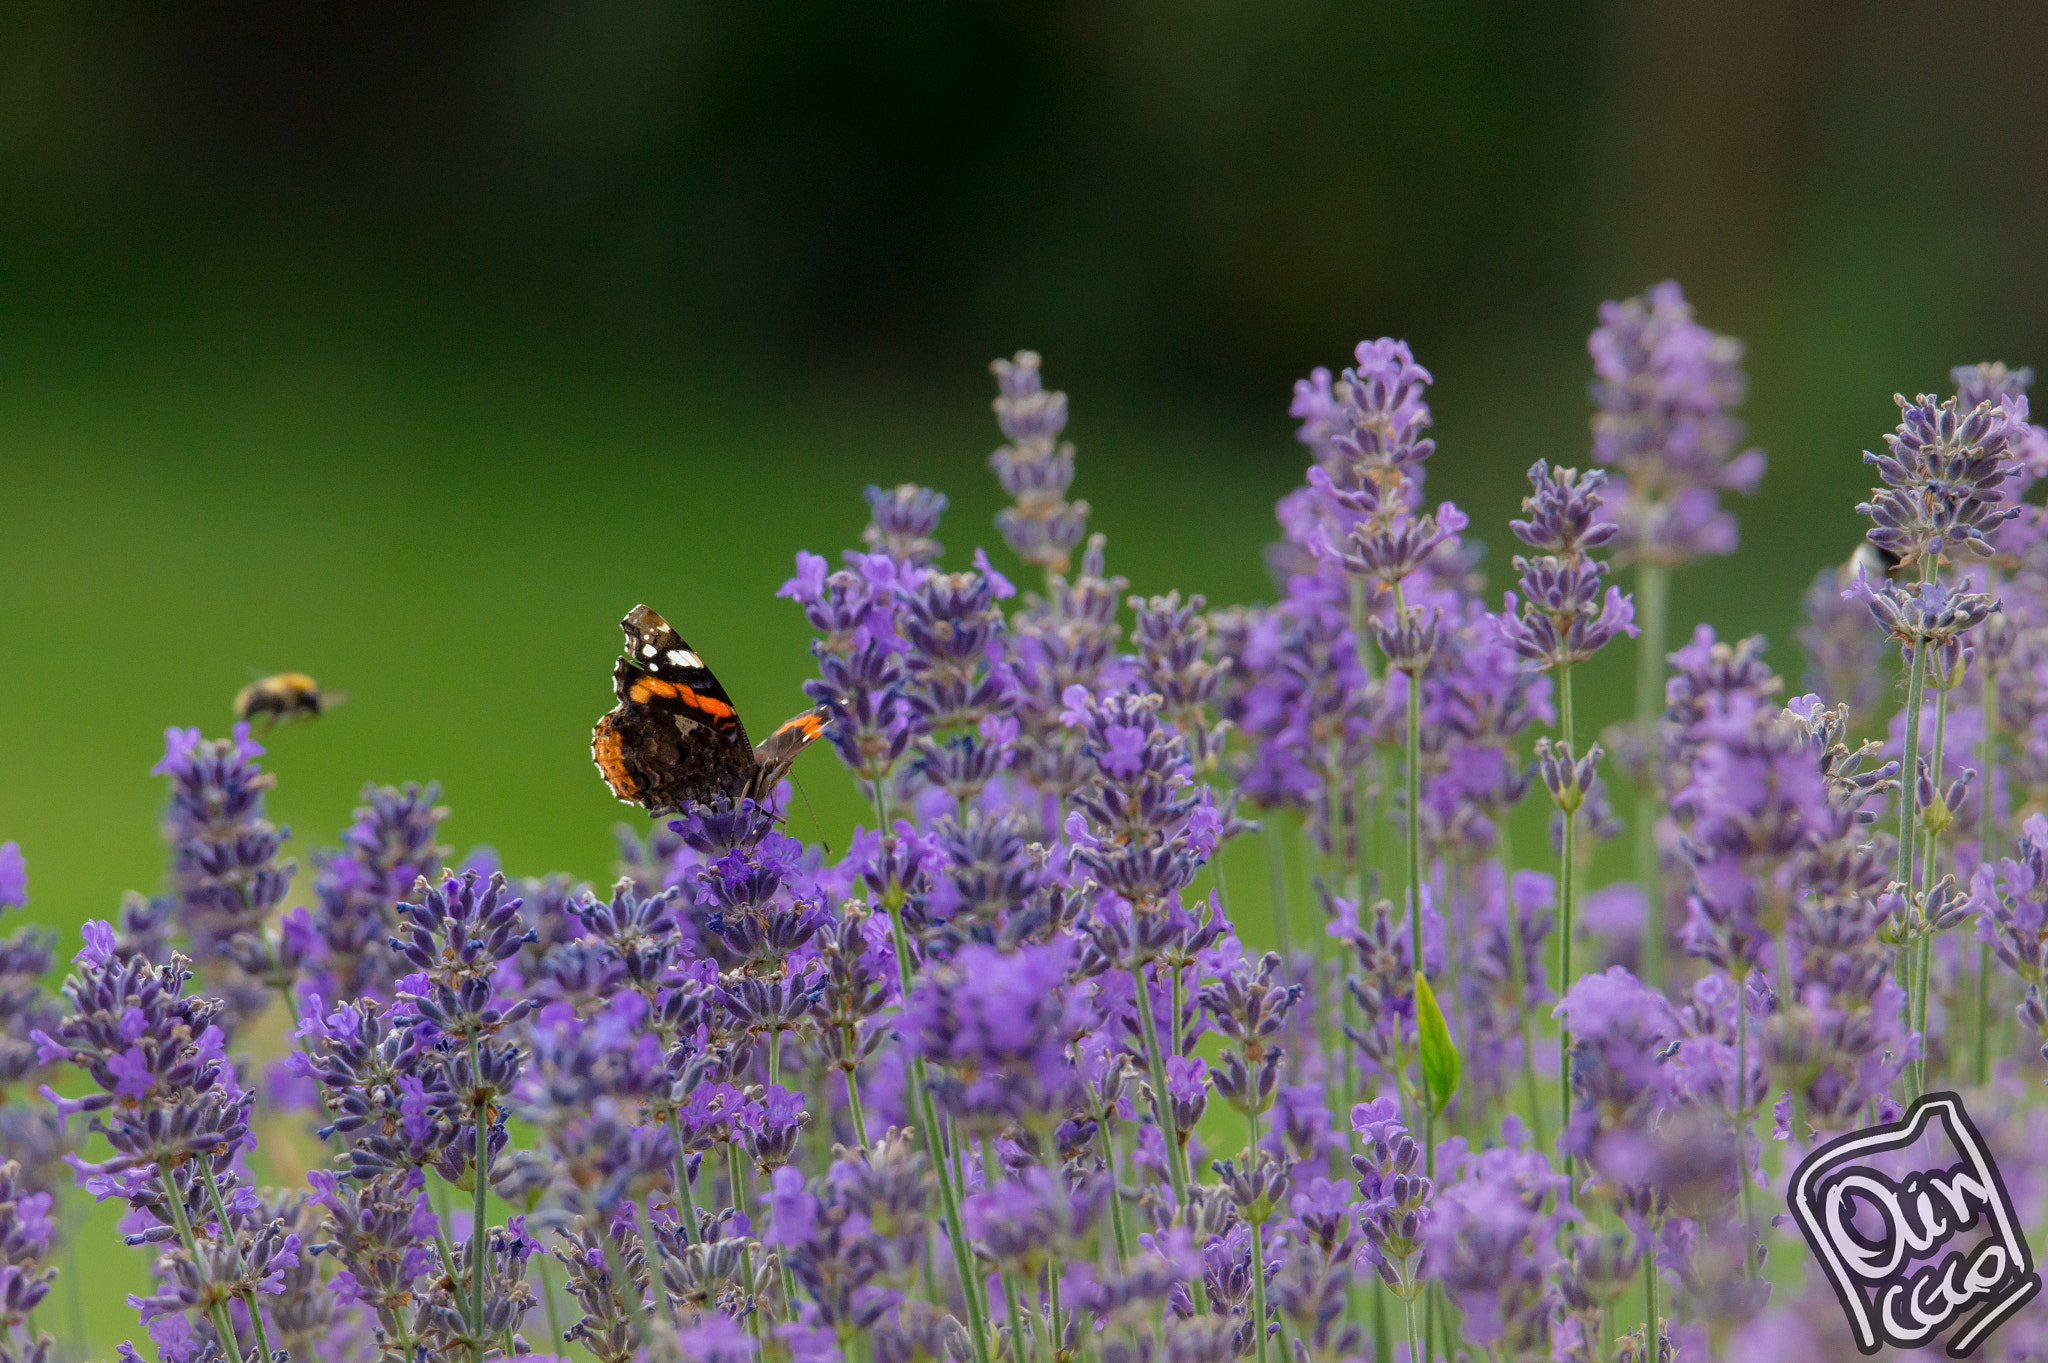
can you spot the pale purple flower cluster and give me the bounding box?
[0,1156,57,1363]
[1498,462,1636,674]
[0,843,59,1092]
[1588,280,1764,566]
[301,781,448,1005]
[151,726,298,1032]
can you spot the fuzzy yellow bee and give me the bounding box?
[234,673,344,728]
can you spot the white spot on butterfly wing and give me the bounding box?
[641,644,657,657]
[668,649,703,669]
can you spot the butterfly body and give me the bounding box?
[592,604,827,816]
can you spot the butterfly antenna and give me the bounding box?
[793,776,832,859]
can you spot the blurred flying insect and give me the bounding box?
[234,673,346,729]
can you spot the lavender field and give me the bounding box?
[9,281,2048,1362]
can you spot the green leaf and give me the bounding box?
[1414,970,1461,1116]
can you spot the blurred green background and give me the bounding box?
[5,2,2048,1345]
[7,0,2045,929]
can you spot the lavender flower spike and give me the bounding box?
[990,351,1090,573]
[1857,391,2022,570]
[1498,463,1638,674]
[1589,280,1763,567]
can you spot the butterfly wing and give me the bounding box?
[745,705,832,801]
[593,604,757,815]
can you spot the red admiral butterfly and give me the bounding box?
[592,604,830,817]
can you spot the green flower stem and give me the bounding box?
[199,1161,276,1363]
[778,1210,801,1324]
[1401,649,1437,1181]
[921,1061,994,1360]
[633,1198,677,1326]
[1733,967,1758,1275]
[1169,957,1186,1072]
[1495,821,1545,1149]
[1403,658,1424,1003]
[1248,1208,1271,1363]
[1247,1106,1270,1363]
[1557,662,1578,1202]
[1130,961,1189,1206]
[724,1142,762,1337]
[1914,683,1949,1097]
[1402,1293,1422,1363]
[1129,958,1209,1316]
[1265,814,1293,953]
[196,1154,276,1358]
[591,1202,652,1346]
[468,1039,491,1347]
[162,1164,247,1363]
[981,1136,1037,1363]
[1360,759,1377,908]
[1980,576,2000,1087]
[870,780,996,1363]
[537,1250,564,1350]
[668,1113,700,1246]
[1097,1118,1131,1268]
[1316,763,1356,1134]
[1897,629,1927,892]
[428,1222,464,1318]
[842,1063,870,1150]
[889,924,995,1363]
[1352,575,1383,915]
[1037,1134,1066,1360]
[1643,1224,1660,1363]
[996,1250,1030,1363]
[1635,561,1670,990]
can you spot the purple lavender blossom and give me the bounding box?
[677,1309,758,1362]
[1857,390,2023,570]
[903,939,1085,1133]
[768,1156,902,1351]
[1796,547,1889,714]
[863,482,948,567]
[1554,966,1679,1177]
[1498,468,1638,674]
[1588,281,1763,566]
[897,561,1016,738]
[0,844,58,1090]
[989,351,1090,574]
[1423,1134,1568,1356]
[0,842,23,910]
[1198,949,1302,1120]
[784,554,917,792]
[43,926,308,1363]
[151,726,297,1032]
[305,782,448,1004]
[0,1158,57,1363]
[1131,590,1232,774]
[1063,685,1209,910]
[1348,1099,1433,1300]
[1292,338,1436,477]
